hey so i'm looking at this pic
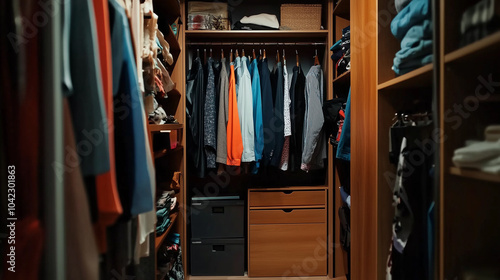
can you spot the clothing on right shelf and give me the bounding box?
[460,0,500,47]
[390,0,433,76]
[452,125,500,174]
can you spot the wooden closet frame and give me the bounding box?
[167,0,355,279]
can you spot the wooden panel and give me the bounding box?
[249,190,326,207]
[249,223,327,277]
[351,0,378,279]
[334,168,348,277]
[185,30,329,40]
[250,208,326,224]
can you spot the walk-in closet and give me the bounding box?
[2,0,500,279]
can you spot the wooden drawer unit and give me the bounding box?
[248,187,327,277]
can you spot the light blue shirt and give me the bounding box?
[235,57,255,162]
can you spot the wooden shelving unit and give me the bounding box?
[331,0,350,278]
[449,167,500,183]
[155,212,179,251]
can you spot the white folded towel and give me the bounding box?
[240,13,280,29]
[452,139,500,165]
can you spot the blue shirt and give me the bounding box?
[110,0,153,216]
[249,59,264,166]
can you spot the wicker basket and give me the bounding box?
[280,4,322,30]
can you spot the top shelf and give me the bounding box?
[185,30,329,41]
[333,0,350,20]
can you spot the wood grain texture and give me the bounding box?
[249,223,327,277]
[351,0,378,279]
[334,168,348,277]
[249,190,327,207]
[250,208,326,224]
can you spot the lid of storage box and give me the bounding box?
[192,195,240,201]
[191,238,244,245]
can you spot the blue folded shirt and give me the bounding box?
[391,0,431,40]
[401,19,433,49]
[330,39,342,52]
[393,54,433,75]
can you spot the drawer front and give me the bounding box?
[249,223,327,277]
[249,190,326,207]
[249,208,325,224]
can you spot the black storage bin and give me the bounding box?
[191,196,244,238]
[190,238,245,276]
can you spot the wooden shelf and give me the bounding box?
[155,212,179,252]
[149,123,183,132]
[333,0,350,20]
[450,167,500,183]
[445,31,500,64]
[154,146,183,159]
[333,70,351,85]
[250,205,326,210]
[377,63,433,90]
[185,30,329,40]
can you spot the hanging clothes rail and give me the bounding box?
[186,42,327,46]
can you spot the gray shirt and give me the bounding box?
[301,65,326,171]
[216,58,229,164]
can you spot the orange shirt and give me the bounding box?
[226,63,244,166]
[93,0,123,253]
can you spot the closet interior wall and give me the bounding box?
[179,0,339,279]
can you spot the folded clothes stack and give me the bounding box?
[452,125,500,174]
[156,190,178,236]
[232,13,280,30]
[460,0,500,47]
[391,0,433,76]
[330,26,350,75]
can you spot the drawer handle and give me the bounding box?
[282,209,294,213]
[212,245,225,252]
[283,190,294,195]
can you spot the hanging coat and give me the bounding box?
[186,57,206,176]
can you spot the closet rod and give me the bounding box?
[186,42,327,46]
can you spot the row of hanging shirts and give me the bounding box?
[186,45,326,178]
[194,48,321,67]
